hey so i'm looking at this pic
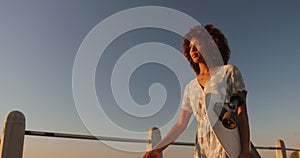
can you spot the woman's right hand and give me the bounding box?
[142,149,161,158]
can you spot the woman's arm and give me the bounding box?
[237,92,250,158]
[142,109,192,158]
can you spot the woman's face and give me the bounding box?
[189,38,204,64]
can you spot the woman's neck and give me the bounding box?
[198,62,209,75]
[198,62,218,76]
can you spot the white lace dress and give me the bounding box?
[181,64,247,158]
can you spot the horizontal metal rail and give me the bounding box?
[255,146,300,152]
[25,130,149,143]
[25,130,194,146]
[25,130,300,151]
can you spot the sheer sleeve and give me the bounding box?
[181,84,193,113]
[231,65,247,93]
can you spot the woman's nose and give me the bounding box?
[191,46,197,52]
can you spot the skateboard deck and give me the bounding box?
[204,92,261,158]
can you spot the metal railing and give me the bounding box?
[1,111,299,158]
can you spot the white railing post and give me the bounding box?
[275,139,287,158]
[147,127,162,158]
[0,111,25,158]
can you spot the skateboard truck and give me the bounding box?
[215,92,245,129]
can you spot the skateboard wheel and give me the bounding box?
[222,111,237,129]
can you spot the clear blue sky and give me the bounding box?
[1,1,300,157]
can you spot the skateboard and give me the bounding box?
[205,92,261,158]
[204,92,243,157]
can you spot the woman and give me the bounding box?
[143,25,250,158]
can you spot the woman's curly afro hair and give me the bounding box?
[183,24,231,75]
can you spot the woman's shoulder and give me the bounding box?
[221,64,237,70]
[186,78,198,88]
[220,64,241,74]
